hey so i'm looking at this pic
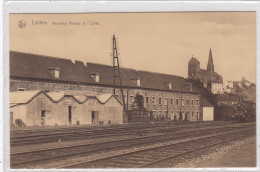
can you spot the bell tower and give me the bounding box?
[188,55,200,79]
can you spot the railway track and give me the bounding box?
[11,123,255,168]
[61,128,255,168]
[10,121,240,146]
[11,121,231,137]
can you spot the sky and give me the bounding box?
[9,12,256,83]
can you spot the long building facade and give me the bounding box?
[10,51,201,121]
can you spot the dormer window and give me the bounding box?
[168,82,172,89]
[131,77,141,86]
[137,78,140,86]
[89,73,100,82]
[48,67,60,78]
[54,70,59,78]
[190,84,193,91]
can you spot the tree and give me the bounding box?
[132,94,145,110]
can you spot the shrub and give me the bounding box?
[15,119,24,127]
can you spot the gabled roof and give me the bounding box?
[95,93,122,105]
[96,93,113,103]
[46,91,65,101]
[198,69,222,83]
[189,57,200,64]
[10,90,42,104]
[74,95,88,102]
[10,51,198,94]
[10,90,122,107]
[200,96,214,107]
[10,51,94,84]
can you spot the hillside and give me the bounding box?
[239,84,256,103]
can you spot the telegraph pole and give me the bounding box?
[112,34,127,114]
[179,83,192,121]
[179,90,183,121]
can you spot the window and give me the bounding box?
[197,112,199,119]
[159,98,162,105]
[187,99,189,105]
[54,70,59,78]
[192,112,194,117]
[158,110,162,117]
[115,94,119,98]
[17,88,26,91]
[89,73,100,82]
[171,98,173,105]
[130,96,134,103]
[168,82,172,89]
[191,99,194,106]
[181,98,184,106]
[164,98,168,105]
[136,78,141,86]
[131,78,140,86]
[152,97,156,104]
[48,67,60,79]
[152,110,156,117]
[176,98,179,105]
[196,100,199,106]
[165,110,168,116]
[146,97,149,104]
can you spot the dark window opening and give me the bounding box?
[68,106,72,124]
[92,111,95,124]
[41,110,46,126]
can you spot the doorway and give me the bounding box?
[41,110,46,126]
[68,106,72,124]
[92,111,99,124]
[10,112,13,126]
[92,111,95,124]
[185,112,188,121]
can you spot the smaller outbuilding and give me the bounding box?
[200,96,214,121]
[10,90,123,126]
[10,90,53,126]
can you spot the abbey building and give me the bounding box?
[188,49,224,94]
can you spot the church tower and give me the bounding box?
[207,48,214,73]
[188,55,200,79]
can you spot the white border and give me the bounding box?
[2,1,260,172]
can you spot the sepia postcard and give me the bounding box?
[2,1,260,172]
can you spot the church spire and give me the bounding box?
[207,48,214,73]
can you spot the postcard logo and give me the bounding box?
[18,20,26,29]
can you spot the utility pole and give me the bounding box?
[112,34,127,114]
[179,83,192,121]
[179,91,183,121]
